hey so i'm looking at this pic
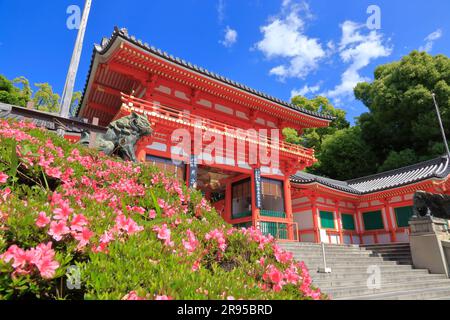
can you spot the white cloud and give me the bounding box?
[255,1,325,80]
[325,21,392,104]
[217,0,226,24]
[291,84,320,98]
[220,26,238,47]
[419,29,443,52]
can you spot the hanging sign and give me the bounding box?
[189,155,198,188]
[254,168,262,209]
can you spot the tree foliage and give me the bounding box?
[285,96,350,153]
[283,51,450,181]
[355,51,450,171]
[0,74,81,116]
[0,75,30,107]
[310,127,377,180]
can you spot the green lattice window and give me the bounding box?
[395,206,414,228]
[363,210,384,231]
[260,210,286,218]
[342,213,356,231]
[260,222,288,239]
[320,211,335,229]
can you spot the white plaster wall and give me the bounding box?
[343,235,352,245]
[390,196,402,203]
[359,202,369,208]
[175,90,189,101]
[396,231,410,243]
[377,233,391,244]
[155,85,171,95]
[404,193,413,200]
[235,111,248,119]
[293,211,314,230]
[215,104,233,115]
[371,200,383,206]
[148,142,167,152]
[292,197,310,205]
[330,235,340,244]
[362,235,375,244]
[255,118,265,125]
[197,99,212,108]
[352,235,361,244]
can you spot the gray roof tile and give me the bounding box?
[291,156,450,195]
[79,27,335,122]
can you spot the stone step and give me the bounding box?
[289,250,372,258]
[310,268,430,281]
[308,264,417,274]
[323,279,450,299]
[336,286,450,300]
[361,243,410,248]
[313,274,446,288]
[296,257,402,267]
[281,244,363,251]
[362,249,411,254]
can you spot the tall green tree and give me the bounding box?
[0,74,30,107]
[33,83,61,113]
[285,96,350,152]
[313,126,377,180]
[355,51,450,171]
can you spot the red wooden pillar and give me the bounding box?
[334,200,343,245]
[283,176,295,241]
[383,198,397,243]
[311,196,320,243]
[355,206,363,244]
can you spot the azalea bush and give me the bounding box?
[0,119,324,300]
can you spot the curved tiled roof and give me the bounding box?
[79,27,335,122]
[291,156,450,195]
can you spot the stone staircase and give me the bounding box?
[279,242,450,300]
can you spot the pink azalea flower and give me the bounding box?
[70,214,89,232]
[192,260,200,272]
[205,229,227,252]
[33,242,59,279]
[122,291,145,300]
[53,200,74,221]
[153,224,174,247]
[155,295,172,300]
[48,221,70,241]
[182,229,199,254]
[0,172,8,184]
[148,210,157,219]
[74,228,94,250]
[36,211,51,228]
[45,167,62,179]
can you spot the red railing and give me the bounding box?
[120,94,316,161]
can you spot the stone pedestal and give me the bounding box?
[409,216,450,276]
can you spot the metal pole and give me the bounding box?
[432,93,450,159]
[58,0,92,136]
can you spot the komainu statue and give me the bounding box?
[80,112,153,162]
[413,191,450,219]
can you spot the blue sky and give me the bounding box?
[0,0,448,122]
